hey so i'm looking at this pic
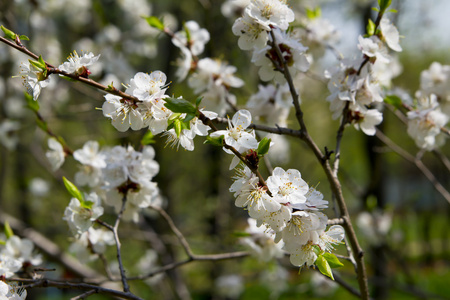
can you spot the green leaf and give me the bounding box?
[4,221,14,239]
[174,119,182,137]
[315,255,334,280]
[306,7,321,19]
[372,7,380,12]
[36,118,48,131]
[232,231,252,238]
[0,240,5,246]
[378,0,392,12]
[38,55,46,67]
[383,95,403,110]
[183,22,191,42]
[143,16,165,31]
[63,177,84,203]
[28,58,46,71]
[25,92,39,111]
[322,253,344,268]
[257,137,271,156]
[366,19,376,36]
[195,97,202,108]
[141,131,156,145]
[105,82,116,92]
[204,135,224,147]
[184,113,195,123]
[1,25,16,40]
[164,97,197,114]
[19,34,30,41]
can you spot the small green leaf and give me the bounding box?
[0,240,5,246]
[384,95,403,110]
[143,16,165,31]
[378,0,392,12]
[28,58,46,71]
[174,119,182,137]
[4,221,14,239]
[305,7,321,19]
[141,131,156,145]
[322,252,344,268]
[63,177,84,203]
[257,137,271,156]
[38,55,46,66]
[372,7,380,12]
[19,34,30,41]
[232,231,252,238]
[183,22,191,42]
[366,19,376,36]
[315,255,334,280]
[184,113,195,123]
[24,92,39,111]
[36,118,48,131]
[195,97,202,108]
[1,25,16,40]
[105,82,116,92]
[81,200,94,209]
[388,9,398,13]
[164,97,197,114]
[204,135,224,147]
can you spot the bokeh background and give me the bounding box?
[0,0,449,299]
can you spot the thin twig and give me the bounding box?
[70,289,98,300]
[149,205,194,258]
[375,129,450,204]
[97,195,131,293]
[12,278,143,300]
[433,149,450,173]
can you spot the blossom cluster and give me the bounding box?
[325,17,403,136]
[170,21,244,116]
[213,110,345,268]
[404,62,450,150]
[0,235,42,299]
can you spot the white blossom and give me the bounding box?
[172,21,210,56]
[63,193,104,234]
[18,62,50,101]
[46,138,65,171]
[58,50,100,76]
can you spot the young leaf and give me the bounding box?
[366,19,376,36]
[19,34,30,41]
[24,92,39,112]
[63,177,84,203]
[195,96,203,108]
[174,119,182,137]
[184,113,196,123]
[36,118,48,131]
[257,137,271,156]
[232,231,252,238]
[378,0,392,12]
[1,25,16,40]
[141,130,156,145]
[164,97,197,114]
[315,255,334,280]
[322,252,344,268]
[204,135,224,147]
[384,95,403,110]
[4,221,14,239]
[143,16,165,31]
